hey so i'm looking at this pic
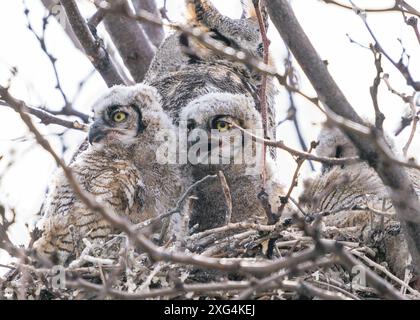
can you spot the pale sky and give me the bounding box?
[1,0,419,273]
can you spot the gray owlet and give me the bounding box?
[179,92,285,231]
[33,84,183,265]
[300,123,420,279]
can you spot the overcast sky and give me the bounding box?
[1,0,419,272]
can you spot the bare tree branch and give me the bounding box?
[40,0,83,51]
[59,0,125,86]
[0,89,88,131]
[321,0,420,18]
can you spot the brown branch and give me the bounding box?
[0,88,88,131]
[266,0,420,274]
[217,171,232,225]
[352,3,420,91]
[253,0,269,186]
[406,17,420,45]
[321,0,420,18]
[232,123,360,166]
[24,6,89,122]
[277,142,316,217]
[59,0,124,86]
[369,47,385,130]
[40,0,83,51]
[402,97,419,156]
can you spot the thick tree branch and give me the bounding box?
[40,0,84,52]
[267,0,420,274]
[131,0,164,48]
[59,0,124,86]
[102,0,156,82]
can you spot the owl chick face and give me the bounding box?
[316,125,358,159]
[88,84,169,147]
[89,104,143,145]
[180,92,263,165]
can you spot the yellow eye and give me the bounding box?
[112,111,127,122]
[215,120,230,132]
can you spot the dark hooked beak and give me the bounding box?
[88,122,106,145]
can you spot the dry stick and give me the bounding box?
[382,74,415,136]
[351,249,420,297]
[253,0,269,187]
[321,0,420,18]
[267,0,420,276]
[0,89,88,131]
[40,0,83,52]
[406,17,420,45]
[309,279,361,300]
[402,97,418,156]
[217,171,232,225]
[188,222,278,242]
[278,143,315,217]
[59,0,124,86]
[232,123,360,166]
[68,278,256,299]
[382,74,412,104]
[283,53,315,171]
[369,48,385,130]
[70,261,347,300]
[134,174,218,231]
[24,6,90,123]
[236,256,347,300]
[352,2,420,91]
[300,222,405,300]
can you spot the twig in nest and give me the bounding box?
[217,171,232,225]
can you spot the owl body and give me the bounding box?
[301,124,420,278]
[34,84,183,264]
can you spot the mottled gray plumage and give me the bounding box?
[33,84,182,264]
[301,123,420,278]
[145,0,277,147]
[179,92,284,231]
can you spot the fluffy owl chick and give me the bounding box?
[33,84,182,265]
[301,123,420,279]
[179,92,285,232]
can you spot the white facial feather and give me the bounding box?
[179,92,262,130]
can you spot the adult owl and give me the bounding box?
[179,92,285,231]
[33,84,182,265]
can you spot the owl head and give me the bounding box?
[316,124,358,160]
[180,92,263,165]
[88,84,172,147]
[185,0,265,60]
